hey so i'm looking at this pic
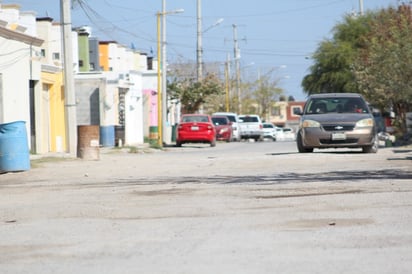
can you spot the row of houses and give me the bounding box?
[0,3,167,155]
[0,3,304,156]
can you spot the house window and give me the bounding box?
[40,49,46,57]
[52,52,60,60]
[272,106,281,116]
[79,60,84,67]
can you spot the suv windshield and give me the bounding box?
[305,97,369,114]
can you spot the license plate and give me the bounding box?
[191,126,199,131]
[332,132,346,140]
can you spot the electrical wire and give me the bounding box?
[76,0,156,46]
[0,51,30,70]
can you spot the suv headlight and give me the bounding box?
[355,118,374,128]
[301,119,321,128]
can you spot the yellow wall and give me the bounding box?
[99,43,109,71]
[42,71,67,152]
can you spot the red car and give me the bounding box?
[211,115,233,142]
[176,114,216,147]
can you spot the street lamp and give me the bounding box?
[156,3,184,146]
[196,1,223,82]
[197,0,223,114]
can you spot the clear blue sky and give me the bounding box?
[13,0,398,100]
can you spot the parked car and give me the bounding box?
[296,93,378,153]
[262,123,277,141]
[238,114,264,141]
[274,127,284,141]
[175,114,216,147]
[282,127,296,141]
[212,112,241,141]
[211,115,233,142]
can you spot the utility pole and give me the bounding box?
[225,53,231,112]
[196,0,204,114]
[60,0,77,156]
[197,0,202,82]
[233,24,241,114]
[359,0,364,15]
[156,12,163,147]
[161,0,167,145]
[159,1,183,145]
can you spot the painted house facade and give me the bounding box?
[0,3,167,153]
[0,4,43,152]
[269,100,305,131]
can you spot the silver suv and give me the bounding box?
[296,93,378,153]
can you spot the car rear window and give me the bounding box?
[240,116,259,122]
[182,116,209,122]
[212,117,228,125]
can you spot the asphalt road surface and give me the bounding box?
[1,141,412,274]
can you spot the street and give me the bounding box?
[1,141,412,274]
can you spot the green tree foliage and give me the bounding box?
[355,5,412,135]
[168,73,223,114]
[302,5,412,136]
[302,14,372,94]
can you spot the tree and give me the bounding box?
[302,4,412,136]
[354,5,412,135]
[302,14,372,94]
[250,69,283,119]
[168,73,223,114]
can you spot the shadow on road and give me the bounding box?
[113,169,412,186]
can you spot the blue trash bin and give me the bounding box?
[0,121,30,173]
[100,125,115,147]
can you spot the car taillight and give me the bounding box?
[207,125,213,130]
[259,124,263,129]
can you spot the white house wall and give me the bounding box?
[108,43,117,71]
[134,53,147,71]
[102,71,120,126]
[125,71,143,145]
[19,12,37,36]
[71,31,79,73]
[0,37,31,124]
[0,5,20,25]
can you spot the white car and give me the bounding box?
[281,127,296,141]
[238,114,264,141]
[262,123,277,141]
[212,112,241,141]
[274,127,284,141]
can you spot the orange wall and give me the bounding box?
[99,43,109,71]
